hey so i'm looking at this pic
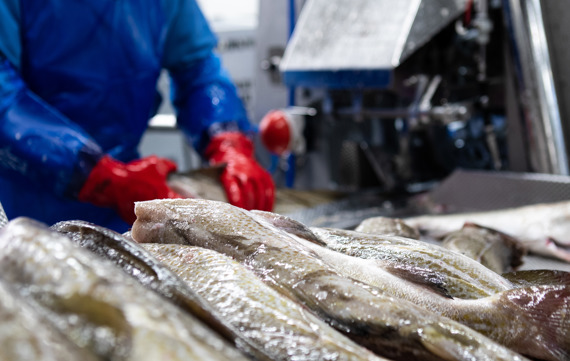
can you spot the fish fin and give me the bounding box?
[385,264,453,299]
[498,285,570,360]
[502,269,570,287]
[250,210,326,246]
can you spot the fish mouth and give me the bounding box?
[132,201,169,244]
[537,236,570,257]
[548,237,570,250]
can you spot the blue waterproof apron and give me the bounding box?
[0,0,163,232]
[0,0,250,232]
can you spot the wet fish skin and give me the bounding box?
[133,199,531,361]
[142,243,388,361]
[502,269,570,287]
[404,201,570,261]
[250,210,325,246]
[0,279,101,361]
[295,236,570,361]
[441,223,527,274]
[252,213,493,298]
[0,217,250,361]
[251,212,513,299]
[306,227,570,360]
[52,220,274,361]
[252,213,456,298]
[310,227,513,299]
[355,216,420,240]
[245,212,570,360]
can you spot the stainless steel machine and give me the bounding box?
[257,0,570,192]
[0,201,6,228]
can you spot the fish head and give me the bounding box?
[132,200,192,245]
[133,199,260,248]
[133,199,320,265]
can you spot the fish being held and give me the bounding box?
[403,200,570,262]
[142,243,388,361]
[0,217,250,361]
[52,220,275,361]
[0,279,100,361]
[132,199,530,361]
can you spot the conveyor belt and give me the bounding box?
[426,169,570,213]
[520,256,570,272]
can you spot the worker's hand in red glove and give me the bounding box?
[78,155,182,224]
[205,132,275,211]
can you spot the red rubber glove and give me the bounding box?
[259,110,292,155]
[205,132,275,211]
[78,155,182,224]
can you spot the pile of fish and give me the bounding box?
[0,198,569,361]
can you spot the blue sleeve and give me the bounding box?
[0,0,21,67]
[162,0,253,155]
[0,58,103,198]
[0,1,102,198]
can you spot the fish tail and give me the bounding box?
[499,285,570,361]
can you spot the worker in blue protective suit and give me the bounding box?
[0,0,275,232]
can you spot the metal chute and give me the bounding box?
[280,0,467,88]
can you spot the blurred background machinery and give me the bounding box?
[141,0,570,195]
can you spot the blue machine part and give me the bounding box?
[282,69,392,89]
[0,0,251,231]
[284,0,297,188]
[445,114,507,169]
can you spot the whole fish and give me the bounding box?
[142,243,388,361]
[293,235,570,361]
[0,217,250,361]
[403,201,570,261]
[441,223,527,274]
[295,226,514,299]
[52,220,275,361]
[132,199,530,361]
[0,279,100,361]
[355,216,420,240]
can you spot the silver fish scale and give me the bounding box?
[143,243,384,361]
[0,202,7,228]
